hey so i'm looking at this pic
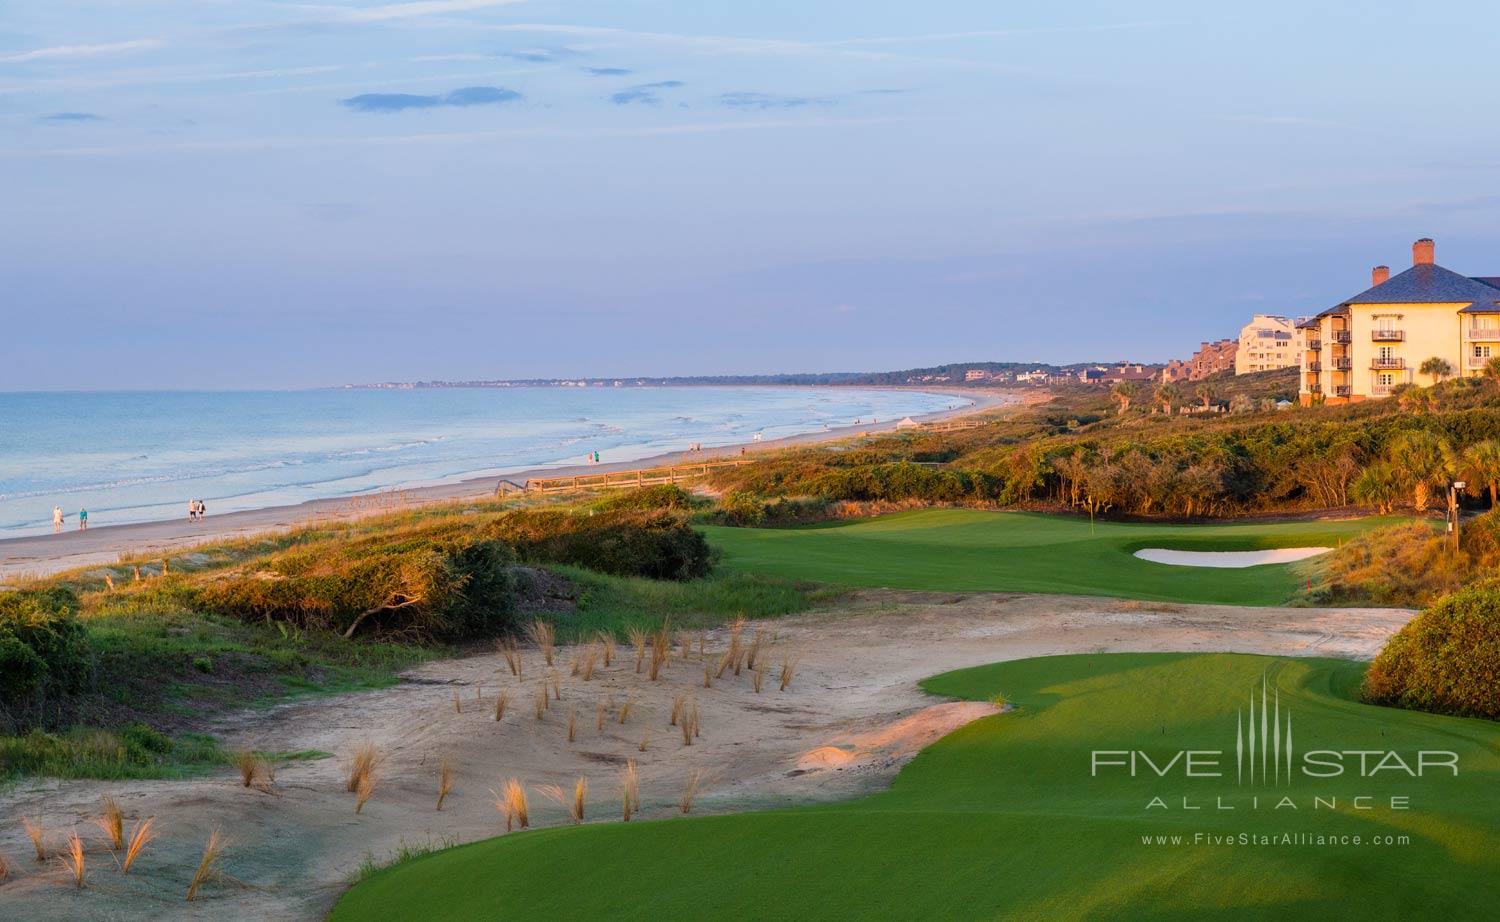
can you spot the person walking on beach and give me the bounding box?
[188,499,198,521]
[197,499,207,520]
[52,505,64,534]
[78,507,88,531]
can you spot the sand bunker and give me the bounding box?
[1133,547,1331,568]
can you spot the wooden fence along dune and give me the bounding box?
[522,460,753,494]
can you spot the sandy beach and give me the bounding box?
[0,388,1018,582]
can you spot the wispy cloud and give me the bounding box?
[341,84,522,112]
[610,80,685,106]
[38,112,104,123]
[719,91,830,110]
[1,116,901,157]
[585,66,632,77]
[0,38,164,64]
[335,0,531,23]
[499,47,578,62]
[469,23,1035,72]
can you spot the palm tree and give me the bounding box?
[1111,382,1139,414]
[1153,382,1181,415]
[1392,383,1429,413]
[1195,382,1220,410]
[1385,430,1452,511]
[1351,463,1402,514]
[1460,439,1500,507]
[1419,356,1453,386]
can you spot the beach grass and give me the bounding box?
[702,508,1399,606]
[331,651,1500,921]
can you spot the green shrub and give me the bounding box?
[1364,579,1500,719]
[717,491,766,526]
[488,509,711,580]
[195,531,517,641]
[0,588,92,720]
[595,484,695,512]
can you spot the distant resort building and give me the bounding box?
[1161,339,1237,382]
[1235,315,1297,374]
[1298,238,1500,405]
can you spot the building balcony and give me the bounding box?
[1332,385,1352,397]
[1306,361,1322,373]
[1371,385,1394,397]
[1468,328,1500,341]
[1331,358,1353,370]
[1306,384,1322,394]
[1330,331,1353,344]
[1306,339,1322,350]
[1370,357,1405,370]
[1469,355,1495,369]
[1372,329,1405,342]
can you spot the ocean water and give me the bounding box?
[0,387,963,536]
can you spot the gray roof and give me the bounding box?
[1312,263,1500,318]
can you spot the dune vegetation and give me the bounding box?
[332,651,1500,921]
[0,492,827,781]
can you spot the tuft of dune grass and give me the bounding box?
[121,817,157,874]
[495,779,529,831]
[436,759,453,811]
[526,620,556,667]
[95,795,124,850]
[621,760,640,822]
[679,770,703,814]
[22,818,45,861]
[541,777,588,824]
[779,651,802,691]
[627,626,648,673]
[186,829,226,902]
[499,637,523,680]
[60,832,85,889]
[346,743,381,793]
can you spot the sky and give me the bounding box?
[5,1,1500,389]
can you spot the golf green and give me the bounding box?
[332,652,1499,920]
[701,509,1399,605]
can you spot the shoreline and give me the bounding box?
[0,387,1018,581]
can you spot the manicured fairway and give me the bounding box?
[702,509,1399,605]
[332,653,1500,921]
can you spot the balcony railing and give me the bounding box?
[1370,357,1405,370]
[1330,331,1353,344]
[1372,385,1394,396]
[1333,385,1352,397]
[1469,355,1495,369]
[1306,361,1322,373]
[1306,384,1322,394]
[1306,339,1322,351]
[1372,329,1405,342]
[1468,328,1500,341]
[1332,358,1353,370]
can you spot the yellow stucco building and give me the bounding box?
[1298,238,1500,405]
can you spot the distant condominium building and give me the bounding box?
[1161,339,1237,382]
[1235,315,1297,374]
[1298,238,1500,405]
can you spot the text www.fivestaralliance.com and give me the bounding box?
[1140,832,1411,847]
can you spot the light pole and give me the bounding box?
[1450,480,1466,553]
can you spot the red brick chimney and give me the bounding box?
[1413,238,1435,266]
[1372,265,1390,286]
